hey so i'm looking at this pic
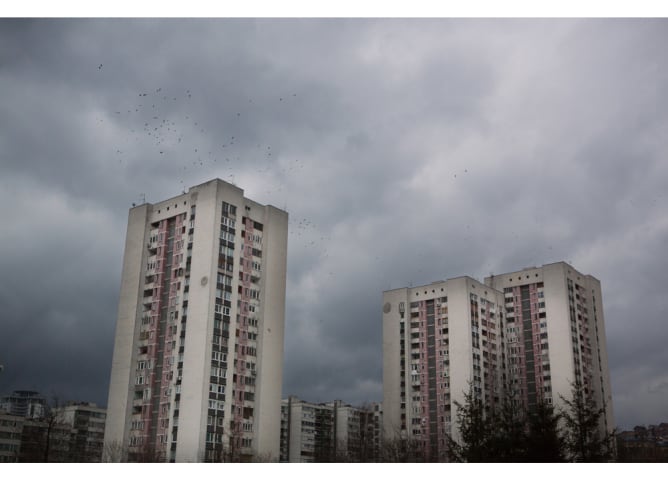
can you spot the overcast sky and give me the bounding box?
[0,18,667,431]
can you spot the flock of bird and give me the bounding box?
[113,89,308,187]
[96,65,481,275]
[98,67,325,255]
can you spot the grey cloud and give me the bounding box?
[1,19,667,431]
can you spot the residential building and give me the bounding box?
[484,262,614,435]
[281,396,334,462]
[383,276,505,461]
[0,400,107,462]
[18,417,72,462]
[104,178,288,462]
[0,410,24,462]
[280,396,383,462]
[358,402,383,462]
[52,402,106,462]
[617,423,668,462]
[0,390,47,419]
[382,262,614,461]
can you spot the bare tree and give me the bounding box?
[249,451,275,463]
[127,441,166,462]
[19,395,70,462]
[102,440,127,462]
[379,424,428,463]
[380,436,427,462]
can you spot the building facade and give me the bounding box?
[382,262,614,461]
[0,401,107,462]
[280,397,334,462]
[53,402,106,462]
[104,179,288,462]
[0,411,24,462]
[280,397,383,462]
[383,276,506,461]
[0,391,47,419]
[484,262,614,437]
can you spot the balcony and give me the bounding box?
[147,241,158,253]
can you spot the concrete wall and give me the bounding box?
[104,204,149,454]
[254,204,288,460]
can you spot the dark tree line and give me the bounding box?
[447,381,615,462]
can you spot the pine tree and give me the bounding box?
[448,386,494,462]
[525,400,565,462]
[491,397,529,462]
[560,381,613,462]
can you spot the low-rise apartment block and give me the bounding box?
[280,396,382,462]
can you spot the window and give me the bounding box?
[209,383,225,394]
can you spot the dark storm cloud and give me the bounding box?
[0,178,122,405]
[1,18,667,430]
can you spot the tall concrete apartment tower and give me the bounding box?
[382,262,614,461]
[383,277,506,461]
[104,179,288,462]
[484,262,614,437]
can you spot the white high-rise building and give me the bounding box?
[485,262,614,436]
[383,276,506,461]
[104,179,288,462]
[382,262,614,461]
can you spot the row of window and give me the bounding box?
[207,415,225,427]
[214,305,231,315]
[220,230,235,242]
[211,351,227,362]
[210,383,225,395]
[222,202,237,218]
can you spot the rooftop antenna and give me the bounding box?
[140,193,146,204]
